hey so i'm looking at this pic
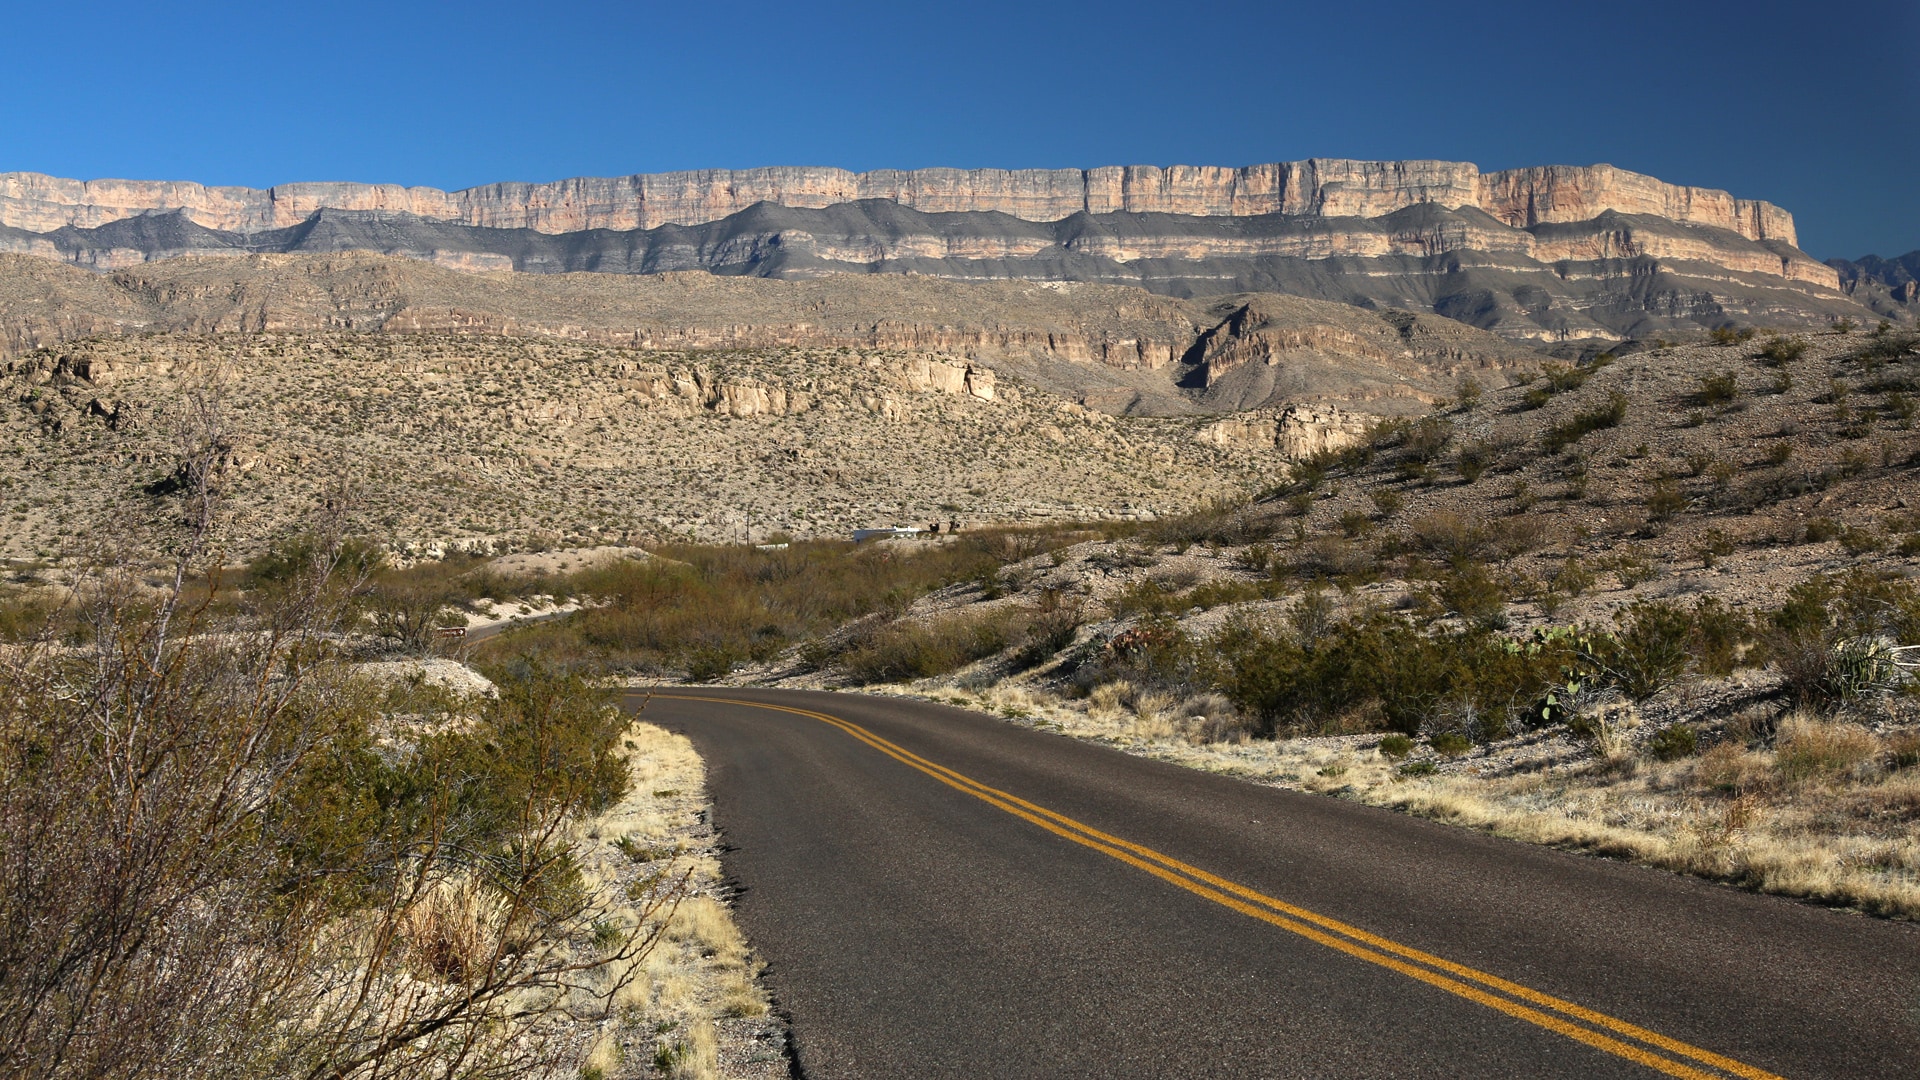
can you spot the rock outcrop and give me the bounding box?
[1827,250,1920,321]
[1196,405,1374,458]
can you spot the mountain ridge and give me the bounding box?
[1,160,1898,344]
[0,160,1801,242]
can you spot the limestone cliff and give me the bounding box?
[0,159,1799,246]
[0,160,1885,343]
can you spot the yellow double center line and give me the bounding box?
[651,693,1784,1080]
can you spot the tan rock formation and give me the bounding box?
[1196,404,1373,458]
[0,159,1798,245]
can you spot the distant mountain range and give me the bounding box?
[0,160,1904,344]
[1826,251,1920,321]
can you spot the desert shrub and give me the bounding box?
[1369,488,1404,518]
[1209,614,1564,739]
[0,592,64,644]
[1399,760,1438,777]
[1541,362,1593,393]
[1764,441,1794,466]
[1695,742,1770,794]
[1695,529,1737,570]
[1236,543,1275,573]
[1404,416,1456,463]
[1851,329,1920,366]
[1455,440,1492,482]
[1551,556,1595,597]
[0,539,655,1080]
[1763,572,1920,709]
[1647,723,1699,761]
[1756,336,1807,366]
[1455,374,1483,409]
[1688,597,1754,677]
[1083,616,1199,696]
[1584,600,1695,700]
[1803,517,1842,543]
[1377,733,1414,760]
[1697,372,1739,406]
[1644,480,1689,523]
[1085,544,1159,572]
[247,531,387,590]
[1840,526,1886,555]
[1293,536,1375,580]
[1429,732,1471,757]
[1709,325,1757,345]
[1287,449,1339,491]
[1011,598,1085,669]
[1337,511,1376,539]
[1543,391,1629,452]
[1407,511,1487,563]
[1433,564,1507,628]
[839,607,1022,684]
[682,645,740,682]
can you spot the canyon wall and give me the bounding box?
[0,160,1797,245]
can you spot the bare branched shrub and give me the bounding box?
[0,400,666,1080]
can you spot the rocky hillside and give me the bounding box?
[0,329,1300,558]
[0,160,1883,343]
[0,253,1543,416]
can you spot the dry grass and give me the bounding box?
[568,720,779,1079]
[899,683,1920,920]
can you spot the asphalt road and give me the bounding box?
[630,687,1920,1080]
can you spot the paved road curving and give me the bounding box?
[629,687,1920,1080]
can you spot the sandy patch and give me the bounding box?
[486,546,652,578]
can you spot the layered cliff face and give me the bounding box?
[0,160,1885,344]
[0,159,1799,244]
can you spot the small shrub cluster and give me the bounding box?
[838,607,1025,684]
[1543,391,1630,452]
[1755,336,1807,366]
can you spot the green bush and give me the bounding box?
[1209,615,1566,738]
[1369,489,1404,518]
[1647,724,1698,761]
[1011,600,1085,670]
[1433,564,1508,628]
[1429,733,1471,757]
[1543,391,1629,452]
[1804,518,1842,543]
[1644,480,1689,523]
[1377,734,1414,759]
[1756,336,1807,366]
[1585,600,1695,700]
[1698,372,1739,406]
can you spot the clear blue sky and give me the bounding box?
[2,0,1913,259]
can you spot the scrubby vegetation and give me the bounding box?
[474,529,1087,680]
[0,562,665,1079]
